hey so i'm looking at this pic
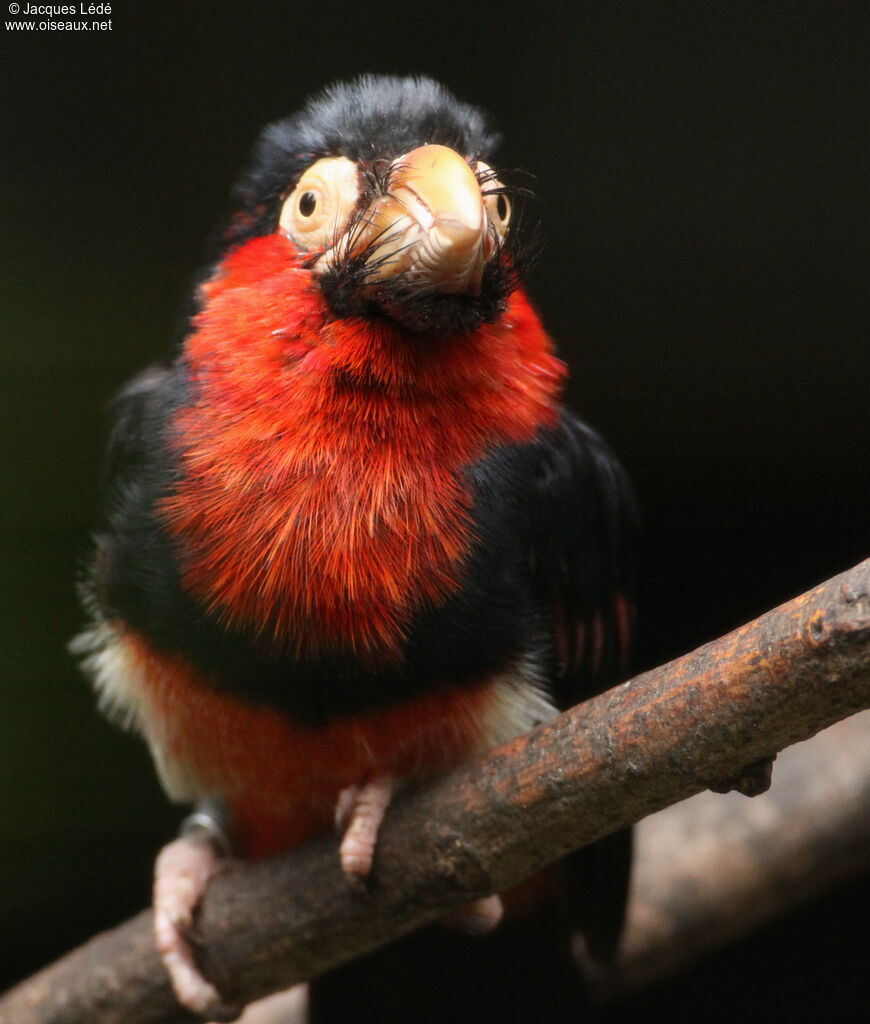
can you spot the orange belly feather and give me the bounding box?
[123,630,502,858]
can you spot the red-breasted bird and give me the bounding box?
[74,75,637,1019]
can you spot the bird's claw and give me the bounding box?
[335,775,396,884]
[154,833,238,1020]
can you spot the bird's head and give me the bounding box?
[211,75,533,336]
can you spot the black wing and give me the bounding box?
[530,408,640,963]
[87,364,184,625]
[530,408,639,709]
[99,364,175,497]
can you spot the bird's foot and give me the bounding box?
[153,809,239,1021]
[335,774,396,886]
[334,776,502,934]
[444,894,504,935]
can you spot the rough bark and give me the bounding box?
[580,707,870,998]
[2,558,868,1024]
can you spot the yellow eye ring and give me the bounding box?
[279,157,360,251]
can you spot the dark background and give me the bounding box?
[2,1,867,1019]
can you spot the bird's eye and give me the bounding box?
[298,191,317,217]
[476,161,511,241]
[279,157,360,252]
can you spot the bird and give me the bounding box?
[74,74,638,1020]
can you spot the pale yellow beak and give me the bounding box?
[351,144,488,296]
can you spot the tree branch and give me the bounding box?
[581,707,870,998]
[3,558,869,1024]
